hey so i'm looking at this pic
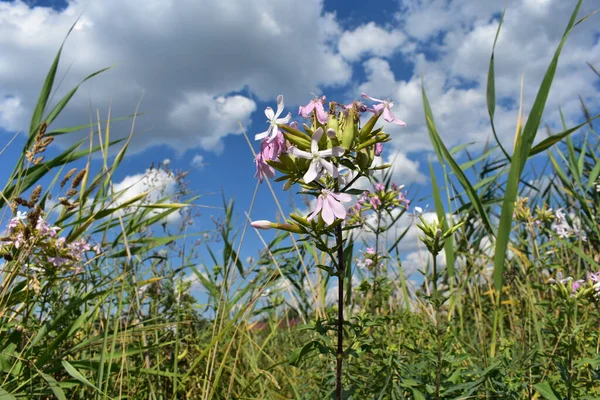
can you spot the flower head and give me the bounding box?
[255,95,292,142]
[260,129,286,161]
[254,153,275,183]
[374,142,383,156]
[288,127,345,183]
[308,189,352,226]
[299,95,328,124]
[361,93,406,126]
[370,197,382,210]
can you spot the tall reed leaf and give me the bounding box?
[422,83,494,237]
[492,0,584,291]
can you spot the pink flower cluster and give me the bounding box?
[347,182,411,224]
[2,211,101,274]
[356,247,381,271]
[252,93,406,228]
[254,129,286,183]
[549,270,600,298]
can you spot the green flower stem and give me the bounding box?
[335,223,345,400]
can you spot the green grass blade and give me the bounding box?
[528,112,600,156]
[429,161,455,277]
[486,7,510,161]
[493,0,583,291]
[43,67,112,127]
[422,82,494,237]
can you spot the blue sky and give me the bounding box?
[1,0,600,288]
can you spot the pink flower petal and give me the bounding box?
[315,103,329,124]
[321,198,335,225]
[327,195,347,220]
[299,103,315,118]
[330,192,352,202]
[361,93,382,103]
[382,107,406,126]
[308,195,324,221]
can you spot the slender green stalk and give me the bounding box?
[335,223,345,400]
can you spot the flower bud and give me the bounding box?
[341,108,358,150]
[251,220,274,230]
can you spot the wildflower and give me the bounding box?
[571,279,585,293]
[555,208,566,223]
[255,95,292,142]
[287,127,345,183]
[374,183,385,192]
[398,189,410,209]
[374,142,383,156]
[345,100,368,113]
[7,211,27,230]
[254,153,275,183]
[359,191,370,204]
[48,256,68,267]
[361,93,406,126]
[36,218,60,238]
[366,247,375,255]
[548,271,572,284]
[307,189,352,226]
[411,206,425,219]
[298,95,328,124]
[370,197,382,209]
[260,130,286,161]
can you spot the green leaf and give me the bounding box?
[430,161,455,277]
[62,360,97,389]
[40,372,67,400]
[529,112,600,156]
[486,7,510,161]
[493,0,583,291]
[534,382,560,400]
[422,82,494,237]
[0,387,16,400]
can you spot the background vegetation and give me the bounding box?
[0,3,599,399]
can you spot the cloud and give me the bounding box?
[191,154,204,168]
[112,167,182,225]
[0,0,351,152]
[338,22,406,61]
[357,0,600,158]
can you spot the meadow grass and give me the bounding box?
[0,3,599,399]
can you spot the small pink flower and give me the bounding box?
[299,95,328,124]
[571,280,585,293]
[374,143,383,156]
[361,93,406,126]
[374,183,385,192]
[398,190,410,209]
[254,153,275,183]
[366,247,375,255]
[359,191,370,204]
[260,129,286,161]
[308,189,352,226]
[345,101,368,113]
[370,197,382,210]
